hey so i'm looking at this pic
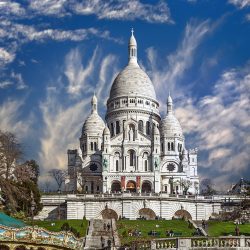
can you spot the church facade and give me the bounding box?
[66,31,199,195]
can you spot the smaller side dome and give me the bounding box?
[160,94,183,138]
[82,94,105,136]
[103,125,110,135]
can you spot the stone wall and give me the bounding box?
[38,194,223,221]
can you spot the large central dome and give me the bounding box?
[109,63,156,101]
[108,29,157,102]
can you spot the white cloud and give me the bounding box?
[0,0,26,17]
[174,64,250,182]
[228,0,250,8]
[28,0,172,23]
[0,81,13,89]
[0,47,15,66]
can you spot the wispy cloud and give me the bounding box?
[65,47,98,97]
[0,99,32,138]
[39,47,119,173]
[28,0,172,23]
[228,0,250,8]
[145,19,211,111]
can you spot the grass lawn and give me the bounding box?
[117,220,195,245]
[27,219,88,237]
[208,221,250,237]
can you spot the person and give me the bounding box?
[107,223,111,231]
[166,230,170,236]
[101,236,104,248]
[107,239,111,247]
[169,229,174,237]
[202,220,205,229]
[235,225,240,236]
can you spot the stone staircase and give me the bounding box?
[192,220,208,236]
[84,219,119,249]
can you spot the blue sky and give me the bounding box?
[0,0,249,190]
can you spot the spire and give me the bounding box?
[128,28,138,65]
[167,92,173,114]
[91,93,98,114]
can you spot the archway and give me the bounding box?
[141,181,152,193]
[101,208,118,220]
[111,181,121,192]
[126,180,136,192]
[0,245,10,250]
[15,246,27,250]
[174,209,192,220]
[139,208,156,220]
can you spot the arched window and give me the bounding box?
[143,152,149,171]
[116,121,120,134]
[138,120,143,132]
[116,160,119,171]
[171,142,174,151]
[146,121,151,135]
[111,123,114,137]
[94,142,97,151]
[168,142,170,151]
[129,150,136,166]
[91,142,93,151]
[115,152,120,171]
[161,143,163,152]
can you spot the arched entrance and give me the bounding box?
[174,209,192,220]
[139,208,156,220]
[15,246,27,250]
[101,208,118,220]
[0,245,10,250]
[111,181,121,192]
[126,180,136,192]
[141,181,152,193]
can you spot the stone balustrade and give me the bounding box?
[135,237,250,249]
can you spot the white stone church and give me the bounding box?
[66,30,199,195]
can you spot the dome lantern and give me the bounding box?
[167,92,173,114]
[91,93,98,114]
[128,28,138,66]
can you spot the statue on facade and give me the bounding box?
[154,157,159,169]
[103,158,108,169]
[128,127,134,141]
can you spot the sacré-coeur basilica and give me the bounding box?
[65,30,199,195]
